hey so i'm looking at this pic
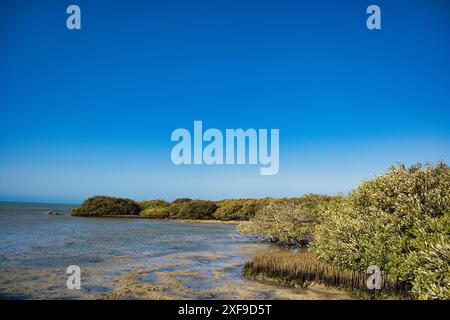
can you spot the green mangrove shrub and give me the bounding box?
[213,198,265,221]
[238,194,333,246]
[139,199,171,218]
[312,162,450,299]
[139,199,170,210]
[140,206,172,219]
[72,196,141,217]
[169,200,218,219]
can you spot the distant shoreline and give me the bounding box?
[74,214,239,224]
[0,201,80,206]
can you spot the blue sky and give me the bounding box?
[1,0,449,203]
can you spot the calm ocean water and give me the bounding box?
[0,202,351,300]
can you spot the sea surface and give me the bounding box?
[0,202,351,299]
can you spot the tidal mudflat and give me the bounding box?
[0,203,351,299]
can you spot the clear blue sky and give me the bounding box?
[1,0,449,203]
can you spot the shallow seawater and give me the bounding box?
[0,203,352,300]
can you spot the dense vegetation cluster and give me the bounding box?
[311,162,450,299]
[72,196,141,217]
[213,199,265,221]
[72,194,332,223]
[139,198,264,220]
[238,195,333,246]
[240,162,450,300]
[74,196,273,220]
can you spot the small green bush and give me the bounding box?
[72,196,141,217]
[169,200,218,219]
[140,206,172,219]
[139,199,170,210]
[238,194,333,246]
[213,199,265,221]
